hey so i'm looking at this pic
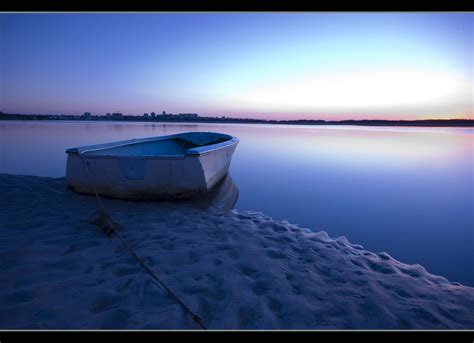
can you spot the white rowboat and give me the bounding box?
[65,132,239,200]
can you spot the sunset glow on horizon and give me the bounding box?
[0,13,472,120]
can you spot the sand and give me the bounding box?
[1,173,473,329]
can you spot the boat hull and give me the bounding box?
[65,132,238,200]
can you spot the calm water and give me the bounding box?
[1,121,473,286]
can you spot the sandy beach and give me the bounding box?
[1,173,473,329]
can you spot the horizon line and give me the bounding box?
[1,112,472,122]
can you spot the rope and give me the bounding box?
[82,161,106,211]
[80,157,207,330]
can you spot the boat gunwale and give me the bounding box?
[65,132,239,159]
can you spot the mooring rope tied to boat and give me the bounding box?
[83,161,106,211]
[81,159,207,330]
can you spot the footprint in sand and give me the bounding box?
[291,285,302,295]
[266,249,286,260]
[186,251,200,264]
[271,223,288,233]
[63,241,101,255]
[114,278,134,292]
[114,267,139,277]
[365,259,396,275]
[241,266,259,279]
[227,249,240,260]
[266,296,282,315]
[238,306,259,328]
[397,265,424,278]
[90,295,122,314]
[252,280,270,296]
[100,308,130,329]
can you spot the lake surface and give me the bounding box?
[1,121,473,286]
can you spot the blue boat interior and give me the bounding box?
[83,135,229,156]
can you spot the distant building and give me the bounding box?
[151,112,156,118]
[178,113,199,119]
[83,112,91,120]
[143,113,149,118]
[112,112,123,119]
[162,111,166,115]
[106,113,111,118]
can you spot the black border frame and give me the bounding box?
[1,3,473,340]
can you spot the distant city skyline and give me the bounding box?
[1,13,472,120]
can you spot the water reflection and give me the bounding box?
[182,174,239,210]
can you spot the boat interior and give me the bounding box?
[83,135,230,156]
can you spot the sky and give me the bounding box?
[0,13,473,120]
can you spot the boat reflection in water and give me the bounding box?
[181,173,239,210]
